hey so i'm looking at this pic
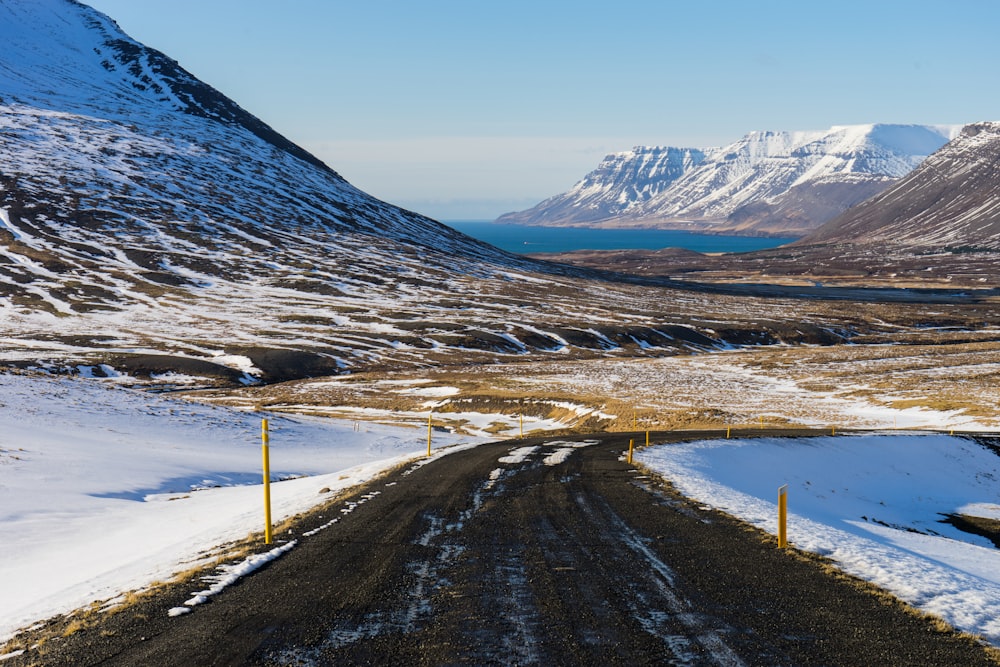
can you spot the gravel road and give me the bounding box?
[18,432,998,666]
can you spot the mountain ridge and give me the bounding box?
[2,0,333,174]
[498,124,962,236]
[529,121,1000,288]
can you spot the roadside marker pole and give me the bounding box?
[262,419,273,545]
[831,426,836,436]
[645,430,650,448]
[627,438,635,465]
[427,413,433,457]
[726,426,731,439]
[520,413,524,439]
[759,415,764,430]
[777,484,788,548]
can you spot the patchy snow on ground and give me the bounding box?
[638,433,1000,645]
[0,372,479,643]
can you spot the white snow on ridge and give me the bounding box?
[0,208,21,241]
[638,434,1000,646]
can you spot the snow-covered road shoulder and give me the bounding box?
[0,372,480,643]
[638,433,1000,646]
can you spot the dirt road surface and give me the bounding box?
[18,431,998,666]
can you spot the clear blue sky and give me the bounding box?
[84,0,1000,221]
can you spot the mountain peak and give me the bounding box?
[0,0,333,173]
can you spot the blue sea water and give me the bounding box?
[445,221,796,255]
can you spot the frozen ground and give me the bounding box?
[0,372,482,644]
[639,434,1000,646]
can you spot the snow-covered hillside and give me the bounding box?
[499,146,709,226]
[498,124,961,236]
[0,0,818,382]
[0,0,986,387]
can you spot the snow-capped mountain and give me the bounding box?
[0,0,863,382]
[499,146,709,226]
[799,122,1000,249]
[498,124,962,236]
[0,0,530,379]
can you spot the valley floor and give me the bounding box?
[202,339,1000,437]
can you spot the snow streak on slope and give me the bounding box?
[498,124,961,232]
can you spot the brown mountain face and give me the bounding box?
[798,122,1000,249]
[716,176,896,237]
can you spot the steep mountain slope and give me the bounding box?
[499,125,961,236]
[799,122,1000,248]
[0,0,530,379]
[0,0,887,384]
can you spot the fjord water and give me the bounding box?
[446,221,797,254]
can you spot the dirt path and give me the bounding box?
[17,432,997,666]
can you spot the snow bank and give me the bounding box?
[638,434,1000,645]
[0,372,478,642]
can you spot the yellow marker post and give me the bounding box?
[777,484,788,548]
[726,425,731,439]
[831,425,836,436]
[427,413,433,457]
[759,415,764,430]
[645,430,650,448]
[627,438,635,465]
[262,419,272,545]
